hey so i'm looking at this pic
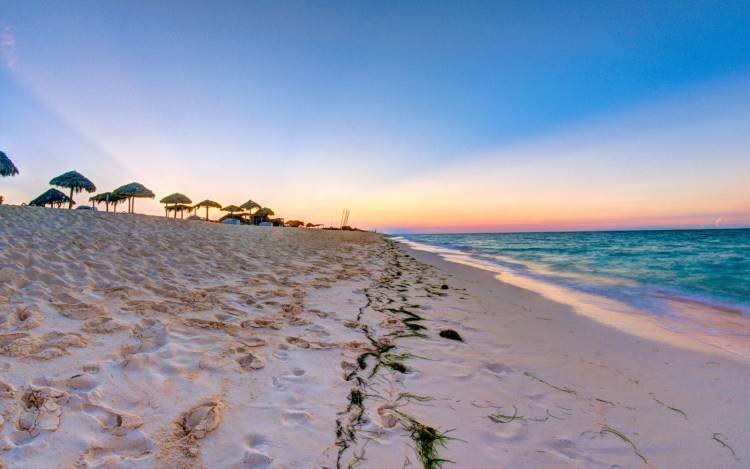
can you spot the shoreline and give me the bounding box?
[394,236,750,363]
[0,206,748,467]
[393,239,749,467]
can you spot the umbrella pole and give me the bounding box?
[206,206,209,221]
[69,187,74,209]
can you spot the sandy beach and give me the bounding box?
[0,205,748,468]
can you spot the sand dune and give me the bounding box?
[0,205,747,468]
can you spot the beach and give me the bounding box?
[0,205,748,468]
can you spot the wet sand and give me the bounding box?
[0,205,747,468]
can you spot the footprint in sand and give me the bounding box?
[12,387,65,444]
[50,372,101,393]
[180,399,225,441]
[281,409,312,426]
[235,450,274,468]
[237,353,266,371]
[121,318,168,358]
[232,434,274,468]
[485,363,512,378]
[82,403,144,435]
[78,431,153,467]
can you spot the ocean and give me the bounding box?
[395,229,750,340]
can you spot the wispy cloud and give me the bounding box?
[1,25,17,70]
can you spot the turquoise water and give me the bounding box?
[398,229,750,317]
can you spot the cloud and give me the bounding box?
[714,217,723,227]
[1,25,16,69]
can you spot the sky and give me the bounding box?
[1,0,748,233]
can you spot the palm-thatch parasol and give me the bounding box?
[160,193,193,217]
[166,203,192,219]
[90,192,127,212]
[30,188,74,208]
[240,199,261,213]
[286,219,304,228]
[221,204,243,215]
[49,170,96,209]
[0,151,19,177]
[250,207,275,225]
[194,199,222,221]
[113,182,155,214]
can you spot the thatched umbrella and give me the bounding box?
[286,219,304,228]
[240,199,260,214]
[222,204,243,215]
[0,151,19,177]
[30,188,74,208]
[194,199,222,221]
[165,203,192,219]
[251,207,275,225]
[160,193,192,217]
[90,192,127,212]
[113,182,155,214]
[49,170,96,209]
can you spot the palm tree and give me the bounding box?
[89,192,127,212]
[160,193,192,217]
[29,188,73,208]
[194,199,222,221]
[49,171,96,209]
[0,151,19,177]
[113,182,155,214]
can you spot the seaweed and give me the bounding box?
[524,371,577,394]
[654,398,687,420]
[396,392,434,405]
[599,425,647,464]
[711,432,739,461]
[488,405,523,423]
[398,413,453,469]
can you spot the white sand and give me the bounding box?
[0,205,747,468]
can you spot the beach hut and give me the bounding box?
[113,182,155,214]
[29,188,74,208]
[194,199,222,221]
[49,170,96,209]
[0,151,19,177]
[160,193,192,217]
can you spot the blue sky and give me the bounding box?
[1,1,748,231]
